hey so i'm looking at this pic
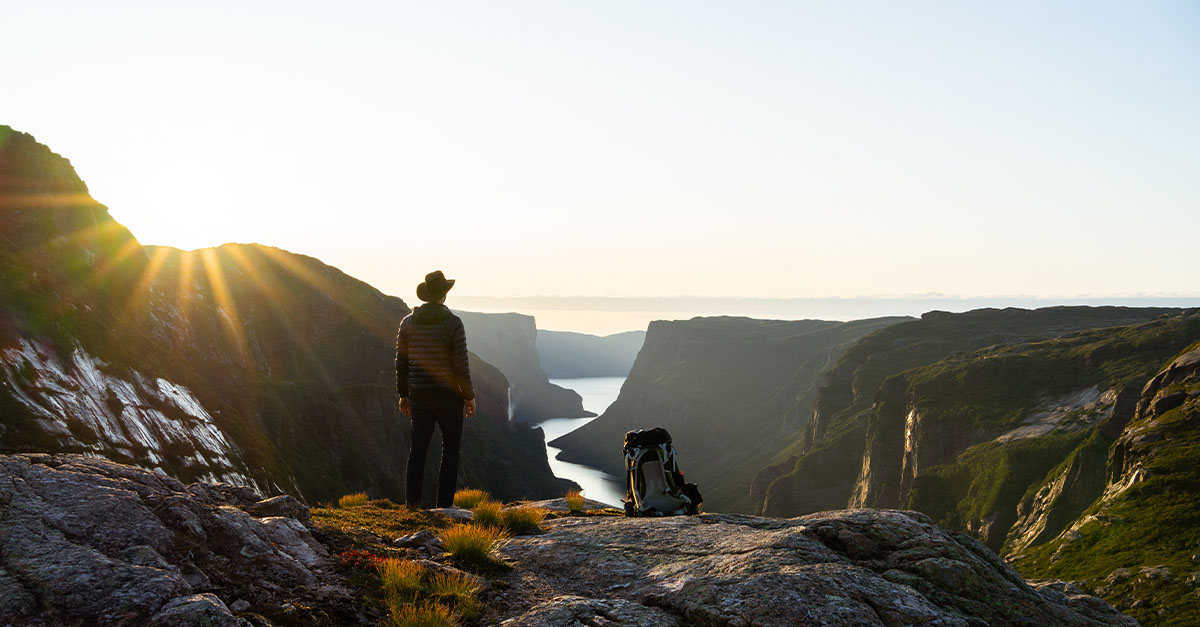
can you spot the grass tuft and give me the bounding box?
[377,558,426,605]
[564,489,586,513]
[428,572,482,620]
[439,523,509,570]
[471,501,503,528]
[452,488,491,509]
[389,602,458,627]
[338,492,370,508]
[502,506,547,535]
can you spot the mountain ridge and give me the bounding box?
[0,124,570,505]
[535,329,646,378]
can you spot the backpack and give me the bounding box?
[622,427,703,517]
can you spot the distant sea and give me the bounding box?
[532,377,627,507]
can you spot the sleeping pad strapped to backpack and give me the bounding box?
[622,427,703,517]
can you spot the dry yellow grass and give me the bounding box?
[388,602,458,627]
[471,501,503,528]
[377,558,426,605]
[452,488,490,509]
[338,492,370,508]
[502,506,548,535]
[439,523,509,569]
[428,571,482,620]
[564,489,586,513]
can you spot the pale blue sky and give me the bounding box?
[5,1,1198,332]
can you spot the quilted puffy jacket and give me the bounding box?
[395,304,475,400]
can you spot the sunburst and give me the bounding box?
[200,247,252,365]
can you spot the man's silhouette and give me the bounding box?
[395,271,477,508]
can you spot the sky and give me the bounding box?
[4,2,1199,334]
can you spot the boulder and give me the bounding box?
[245,495,310,522]
[149,593,238,626]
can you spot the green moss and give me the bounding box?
[910,431,1088,549]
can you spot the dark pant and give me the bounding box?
[405,390,465,508]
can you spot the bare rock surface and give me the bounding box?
[0,453,345,626]
[493,509,1137,626]
[512,497,616,513]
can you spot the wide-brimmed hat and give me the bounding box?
[416,270,455,302]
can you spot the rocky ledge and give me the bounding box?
[0,453,353,626]
[0,454,1135,626]
[492,511,1135,626]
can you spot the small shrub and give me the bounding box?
[439,523,508,569]
[502,506,548,535]
[377,558,426,605]
[471,501,503,528]
[337,549,380,570]
[338,492,369,508]
[428,571,482,620]
[452,488,490,509]
[389,602,458,627]
[564,489,585,513]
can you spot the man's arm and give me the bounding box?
[395,319,410,414]
[449,316,475,402]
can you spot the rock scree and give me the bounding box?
[492,510,1136,626]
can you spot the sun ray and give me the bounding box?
[112,245,173,334]
[0,192,97,209]
[82,222,147,287]
[223,245,346,392]
[254,245,400,343]
[175,248,199,340]
[200,248,252,366]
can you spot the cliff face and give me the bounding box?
[456,311,591,421]
[899,313,1200,549]
[551,315,909,512]
[754,306,1185,519]
[0,126,570,505]
[535,329,646,378]
[1013,342,1200,624]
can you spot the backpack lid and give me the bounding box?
[624,427,672,451]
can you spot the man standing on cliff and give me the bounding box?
[396,271,477,508]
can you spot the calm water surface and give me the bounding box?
[533,377,626,507]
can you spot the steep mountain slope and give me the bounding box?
[0,125,570,505]
[456,311,590,421]
[742,305,1200,622]
[536,329,646,378]
[1012,342,1200,625]
[551,316,909,512]
[754,307,1184,519]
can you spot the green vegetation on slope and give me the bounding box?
[902,314,1200,548]
[756,307,1189,518]
[1015,344,1200,626]
[910,431,1089,542]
